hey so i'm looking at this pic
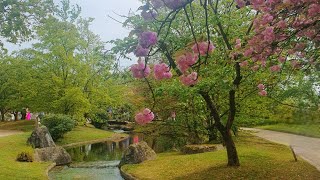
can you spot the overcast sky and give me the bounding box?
[5,0,143,67]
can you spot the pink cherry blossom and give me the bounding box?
[239,60,248,67]
[180,72,198,86]
[134,45,149,57]
[308,4,320,17]
[135,108,155,125]
[130,59,151,79]
[258,90,267,96]
[278,56,286,63]
[270,65,281,72]
[176,52,198,73]
[139,31,158,48]
[244,48,254,57]
[257,83,265,90]
[235,0,245,8]
[235,38,241,49]
[154,63,173,80]
[192,41,215,56]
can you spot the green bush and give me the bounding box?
[41,114,75,141]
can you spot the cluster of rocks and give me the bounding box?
[27,126,71,165]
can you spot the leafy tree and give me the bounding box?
[112,0,319,166]
[0,0,53,50]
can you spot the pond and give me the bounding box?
[49,133,137,180]
[49,130,177,180]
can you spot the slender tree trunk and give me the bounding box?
[0,109,5,122]
[200,91,240,166]
[222,129,240,166]
[14,111,19,121]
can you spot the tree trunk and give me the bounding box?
[222,129,240,166]
[14,111,19,121]
[0,109,4,122]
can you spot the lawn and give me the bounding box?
[56,125,120,146]
[258,123,320,138]
[122,132,320,180]
[0,120,35,132]
[0,133,52,179]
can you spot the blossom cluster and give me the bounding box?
[135,108,155,125]
[175,41,214,86]
[154,63,173,80]
[239,0,319,72]
[130,59,151,79]
[257,84,267,96]
[134,31,158,57]
[180,72,198,86]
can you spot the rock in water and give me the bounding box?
[27,126,56,148]
[34,146,71,165]
[119,141,156,167]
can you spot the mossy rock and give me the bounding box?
[181,144,218,154]
[16,152,33,162]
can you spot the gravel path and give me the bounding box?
[242,128,320,171]
[0,130,23,137]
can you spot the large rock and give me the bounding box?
[27,126,56,148]
[119,141,156,167]
[181,144,218,154]
[34,146,71,165]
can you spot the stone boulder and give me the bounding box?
[34,146,71,165]
[181,144,218,154]
[119,141,156,167]
[27,126,56,148]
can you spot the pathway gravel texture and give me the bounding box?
[0,130,23,137]
[242,128,320,171]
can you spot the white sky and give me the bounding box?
[5,0,143,67]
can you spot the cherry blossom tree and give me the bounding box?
[112,0,319,166]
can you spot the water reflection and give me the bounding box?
[67,138,132,162]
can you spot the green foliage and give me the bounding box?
[0,0,53,49]
[41,114,76,141]
[91,112,109,129]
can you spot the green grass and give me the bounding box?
[122,133,320,180]
[258,123,320,138]
[0,120,35,132]
[56,125,120,145]
[0,121,124,179]
[0,133,52,179]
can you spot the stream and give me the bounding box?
[49,132,140,180]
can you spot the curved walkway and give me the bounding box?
[0,130,23,137]
[242,128,320,171]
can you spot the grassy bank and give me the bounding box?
[0,120,35,132]
[122,133,320,180]
[258,123,320,138]
[56,125,119,145]
[0,133,52,179]
[0,121,123,179]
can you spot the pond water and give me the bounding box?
[49,133,139,180]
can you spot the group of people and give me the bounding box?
[22,108,32,120]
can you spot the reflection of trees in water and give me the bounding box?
[66,138,132,162]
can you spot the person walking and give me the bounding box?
[26,110,31,120]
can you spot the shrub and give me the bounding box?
[91,112,109,129]
[16,152,33,162]
[41,114,75,141]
